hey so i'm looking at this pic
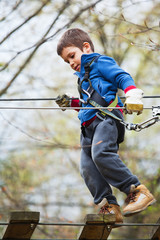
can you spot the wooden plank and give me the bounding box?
[151,218,160,240]
[2,211,40,240]
[77,214,116,240]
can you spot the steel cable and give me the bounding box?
[0,106,153,110]
[0,95,159,102]
[0,221,159,227]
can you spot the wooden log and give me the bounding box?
[151,218,160,240]
[2,211,40,240]
[77,214,116,240]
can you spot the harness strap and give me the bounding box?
[89,97,122,122]
[78,56,121,122]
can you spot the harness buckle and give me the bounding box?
[96,111,106,121]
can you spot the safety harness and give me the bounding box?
[77,56,160,131]
[77,56,124,123]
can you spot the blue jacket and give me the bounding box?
[75,53,136,124]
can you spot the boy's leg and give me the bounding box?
[80,130,123,223]
[92,116,140,194]
[80,130,118,205]
[91,115,155,215]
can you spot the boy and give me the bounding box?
[56,28,156,223]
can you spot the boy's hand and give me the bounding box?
[56,94,71,111]
[124,88,144,115]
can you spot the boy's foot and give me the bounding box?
[98,198,123,225]
[123,184,156,217]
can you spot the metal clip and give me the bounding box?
[152,106,160,117]
[79,98,87,104]
[125,123,139,131]
[124,116,159,132]
[136,116,159,131]
[79,88,92,104]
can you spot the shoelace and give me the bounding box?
[125,189,139,203]
[99,204,112,214]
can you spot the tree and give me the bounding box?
[0,0,160,238]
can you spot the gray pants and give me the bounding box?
[80,111,140,205]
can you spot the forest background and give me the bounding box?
[0,0,160,239]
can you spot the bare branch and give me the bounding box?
[0,0,103,96]
[0,51,20,72]
[0,0,51,45]
[5,0,103,54]
[44,0,103,43]
[0,0,23,22]
[0,0,70,95]
[1,186,21,208]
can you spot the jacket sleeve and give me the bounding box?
[71,98,80,112]
[97,55,136,92]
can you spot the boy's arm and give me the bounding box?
[97,56,144,114]
[56,94,80,112]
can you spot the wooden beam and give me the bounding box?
[77,214,116,240]
[2,211,40,240]
[151,218,160,240]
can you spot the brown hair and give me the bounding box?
[57,28,94,56]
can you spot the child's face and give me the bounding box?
[61,43,92,72]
